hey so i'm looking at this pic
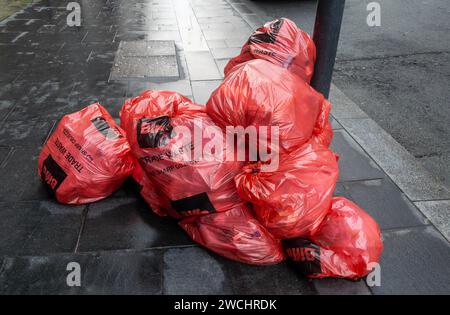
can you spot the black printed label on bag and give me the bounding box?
[283,238,322,276]
[249,18,284,44]
[91,116,122,140]
[137,116,173,148]
[41,154,67,192]
[170,192,216,216]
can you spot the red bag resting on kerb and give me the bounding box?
[283,197,383,279]
[179,203,285,265]
[207,59,327,154]
[38,103,134,204]
[224,18,316,83]
[235,140,338,239]
[131,159,169,217]
[120,90,242,218]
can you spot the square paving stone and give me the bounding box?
[224,261,316,295]
[0,146,11,167]
[0,100,15,121]
[414,200,450,242]
[215,58,230,78]
[185,51,222,81]
[110,55,179,80]
[0,250,162,294]
[331,130,385,182]
[191,80,222,105]
[146,30,181,41]
[342,179,429,230]
[0,148,54,203]
[117,40,176,57]
[210,47,241,59]
[0,120,53,149]
[372,226,450,294]
[0,201,84,256]
[77,197,193,252]
[163,247,233,294]
[330,116,343,130]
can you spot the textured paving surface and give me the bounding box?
[0,0,449,294]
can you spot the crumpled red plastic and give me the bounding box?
[120,90,242,218]
[224,18,316,83]
[131,159,169,217]
[179,203,285,265]
[283,197,383,279]
[235,140,338,239]
[38,103,134,204]
[207,59,325,154]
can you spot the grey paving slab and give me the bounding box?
[330,130,385,182]
[207,39,228,49]
[0,250,162,294]
[241,14,264,29]
[174,0,209,52]
[224,261,315,295]
[0,147,11,167]
[329,84,369,119]
[339,117,450,201]
[184,51,222,81]
[210,47,241,59]
[117,40,176,57]
[146,30,181,41]
[194,8,235,18]
[126,80,193,98]
[414,200,450,242]
[0,100,15,121]
[342,179,429,230]
[77,197,193,252]
[202,29,250,41]
[0,201,84,256]
[110,55,179,80]
[163,247,233,294]
[313,278,371,295]
[215,58,230,78]
[191,80,222,105]
[0,120,53,150]
[0,148,52,203]
[225,37,248,48]
[330,116,343,130]
[372,226,450,294]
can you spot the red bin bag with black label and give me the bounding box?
[283,197,383,279]
[38,103,134,204]
[180,203,285,265]
[131,159,169,217]
[224,18,316,83]
[120,90,242,218]
[207,59,325,154]
[235,140,338,239]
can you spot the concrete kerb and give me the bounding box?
[329,83,450,242]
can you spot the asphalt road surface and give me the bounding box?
[242,0,450,187]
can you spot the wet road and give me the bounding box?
[242,0,450,187]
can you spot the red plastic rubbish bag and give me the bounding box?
[120,90,242,218]
[283,197,383,279]
[207,59,325,154]
[235,140,338,239]
[179,203,285,265]
[38,103,134,204]
[224,18,316,83]
[311,100,333,148]
[131,159,169,217]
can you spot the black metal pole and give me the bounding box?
[310,0,345,98]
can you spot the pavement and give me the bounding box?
[0,0,449,295]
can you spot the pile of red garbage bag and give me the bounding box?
[38,18,382,279]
